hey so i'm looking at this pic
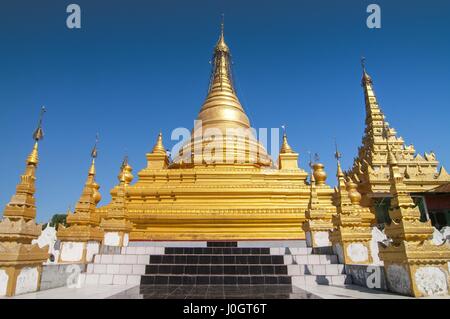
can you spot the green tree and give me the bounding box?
[48,214,67,230]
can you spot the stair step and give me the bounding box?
[149,255,285,265]
[270,248,313,255]
[87,263,146,275]
[286,255,339,265]
[93,254,150,265]
[140,275,292,285]
[145,264,288,275]
[80,273,142,286]
[207,242,238,247]
[164,247,271,255]
[287,264,345,276]
[292,275,351,287]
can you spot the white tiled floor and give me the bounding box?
[6,283,450,299]
[9,285,136,299]
[299,284,450,299]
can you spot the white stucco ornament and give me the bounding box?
[370,227,387,265]
[104,232,120,246]
[441,226,450,242]
[0,269,9,297]
[431,227,445,245]
[386,264,411,295]
[415,267,448,296]
[60,241,84,262]
[314,231,330,247]
[32,224,59,264]
[15,267,39,295]
[347,243,369,263]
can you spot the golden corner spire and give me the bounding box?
[280,125,293,154]
[152,131,166,155]
[334,140,344,178]
[118,155,134,185]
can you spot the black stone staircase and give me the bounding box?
[140,242,291,285]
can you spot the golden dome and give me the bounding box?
[312,163,327,185]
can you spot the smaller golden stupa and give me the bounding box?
[0,107,49,297]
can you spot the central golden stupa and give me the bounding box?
[93,24,334,241]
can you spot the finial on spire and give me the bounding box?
[308,151,312,170]
[361,56,373,85]
[314,153,320,163]
[215,14,229,53]
[334,139,344,177]
[361,56,366,72]
[91,134,99,159]
[121,155,129,169]
[33,106,46,142]
[334,139,342,161]
[88,134,99,176]
[281,125,287,138]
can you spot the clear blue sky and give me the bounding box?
[1,0,449,223]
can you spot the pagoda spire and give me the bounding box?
[280,126,293,154]
[152,131,166,155]
[172,18,272,167]
[360,57,391,146]
[0,107,49,297]
[57,135,104,263]
[2,106,46,222]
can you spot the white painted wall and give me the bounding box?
[60,242,84,262]
[15,267,39,295]
[0,269,8,297]
[104,232,120,246]
[86,241,100,262]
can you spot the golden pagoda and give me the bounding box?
[329,150,373,265]
[94,23,339,241]
[378,139,450,296]
[347,59,450,222]
[100,156,134,246]
[57,138,104,262]
[0,108,49,297]
[302,155,335,249]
